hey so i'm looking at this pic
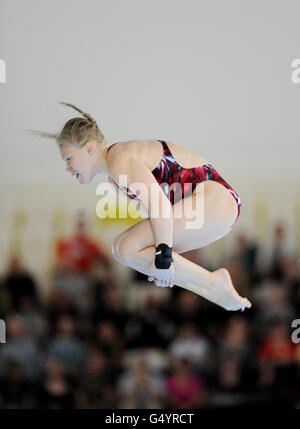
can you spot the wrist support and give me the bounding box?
[155,243,173,269]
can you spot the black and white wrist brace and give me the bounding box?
[154,243,174,269]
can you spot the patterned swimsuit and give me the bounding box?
[106,140,242,227]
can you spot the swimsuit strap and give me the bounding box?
[156,139,179,166]
[105,143,118,157]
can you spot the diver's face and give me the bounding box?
[60,143,95,185]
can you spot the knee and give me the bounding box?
[112,236,133,265]
[111,236,124,263]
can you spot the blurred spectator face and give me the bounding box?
[7,316,24,338]
[134,360,148,379]
[96,320,117,343]
[225,316,248,343]
[177,291,199,311]
[179,322,197,339]
[7,255,24,274]
[281,256,299,280]
[46,359,67,378]
[103,285,122,307]
[86,349,107,375]
[268,285,288,307]
[268,321,289,341]
[143,293,159,311]
[174,358,192,375]
[48,291,73,311]
[6,361,23,381]
[219,355,240,386]
[56,314,75,336]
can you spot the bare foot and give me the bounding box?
[211,268,252,312]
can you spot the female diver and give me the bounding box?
[31,102,251,312]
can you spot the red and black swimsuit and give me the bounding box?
[106,140,242,227]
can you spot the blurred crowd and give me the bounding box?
[0,219,299,409]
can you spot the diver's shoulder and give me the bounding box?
[107,139,156,160]
[105,139,147,172]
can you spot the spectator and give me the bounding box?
[38,359,74,408]
[231,234,259,283]
[117,359,166,408]
[92,284,131,337]
[217,315,251,367]
[0,315,42,380]
[124,293,175,349]
[166,289,205,328]
[168,322,211,370]
[269,223,289,281]
[54,216,111,274]
[47,313,86,376]
[0,361,31,409]
[209,353,247,407]
[257,319,297,366]
[75,346,117,408]
[2,255,39,311]
[94,320,124,368]
[254,281,296,328]
[17,295,48,344]
[165,358,206,409]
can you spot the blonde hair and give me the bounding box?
[28,102,109,150]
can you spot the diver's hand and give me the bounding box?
[148,260,175,287]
